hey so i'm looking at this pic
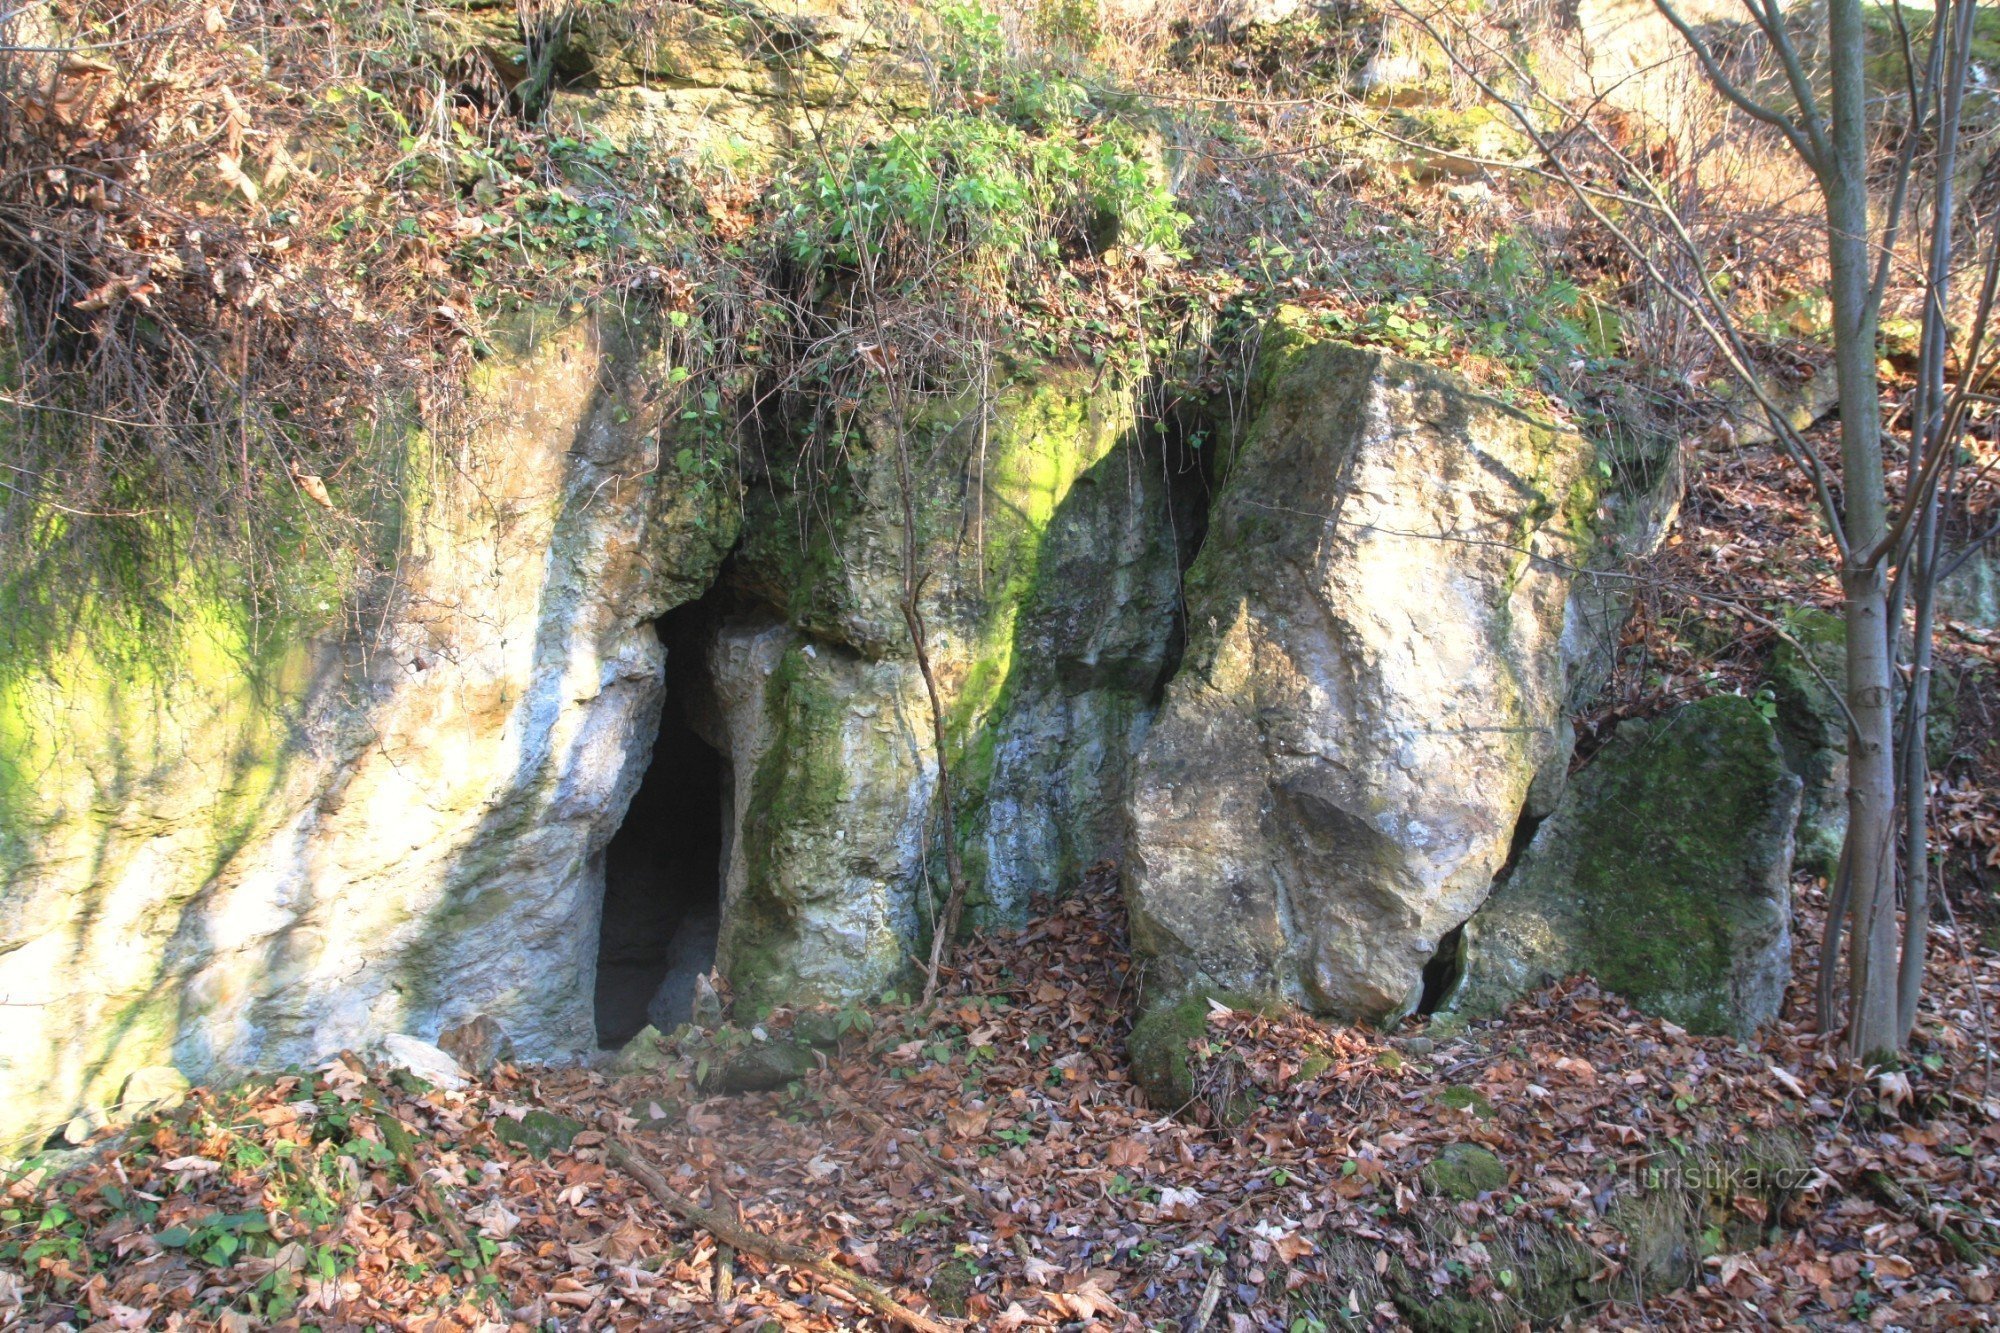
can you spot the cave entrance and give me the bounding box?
[1417,924,1465,1015]
[594,594,730,1049]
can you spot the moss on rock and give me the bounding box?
[1768,607,1848,876]
[709,1039,816,1093]
[1456,694,1802,1036]
[718,367,1175,1007]
[1423,1143,1509,1201]
[494,1109,586,1158]
[1127,990,1277,1124]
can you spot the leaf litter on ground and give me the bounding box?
[6,855,1997,1331]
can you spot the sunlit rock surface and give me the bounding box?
[0,314,731,1149]
[716,371,1191,1005]
[1125,320,1597,1022]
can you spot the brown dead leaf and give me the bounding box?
[945,1106,991,1139]
[1104,1136,1149,1169]
[292,471,334,510]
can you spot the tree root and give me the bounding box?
[1864,1169,1985,1266]
[606,1136,959,1333]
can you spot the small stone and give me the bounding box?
[438,1016,514,1076]
[690,973,724,1029]
[61,1106,112,1145]
[1423,1143,1509,1201]
[1127,991,1274,1125]
[493,1109,584,1158]
[790,1008,844,1048]
[376,1033,467,1090]
[710,1041,815,1093]
[118,1066,191,1117]
[611,1025,672,1075]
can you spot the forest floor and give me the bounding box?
[5,865,1996,1333]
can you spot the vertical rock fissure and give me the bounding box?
[1417,924,1466,1015]
[593,587,733,1049]
[1141,396,1225,710]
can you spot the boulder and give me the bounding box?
[1125,321,1596,1022]
[708,618,936,1012]
[1455,694,1801,1036]
[715,370,1189,1007]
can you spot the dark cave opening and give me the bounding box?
[1142,397,1226,708]
[594,595,730,1050]
[1417,924,1465,1015]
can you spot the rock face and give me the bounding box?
[1125,322,1597,1022]
[716,371,1191,1006]
[0,316,1190,1146]
[1455,694,1801,1036]
[0,313,734,1150]
[0,0,1197,1147]
[707,617,937,1010]
[1939,540,1999,631]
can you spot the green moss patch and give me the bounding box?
[1127,990,1280,1125]
[1423,1143,1509,1201]
[1457,694,1801,1036]
[493,1109,585,1158]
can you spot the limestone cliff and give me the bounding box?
[0,314,729,1147]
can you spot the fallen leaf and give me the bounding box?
[946,1106,990,1139]
[466,1197,519,1241]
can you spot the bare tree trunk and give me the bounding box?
[1899,514,1939,1037]
[1891,0,1981,1042]
[1824,0,1901,1062]
[1842,572,1903,1059]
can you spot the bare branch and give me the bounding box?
[1384,0,1852,556]
[1744,0,1835,164]
[1651,0,1825,171]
